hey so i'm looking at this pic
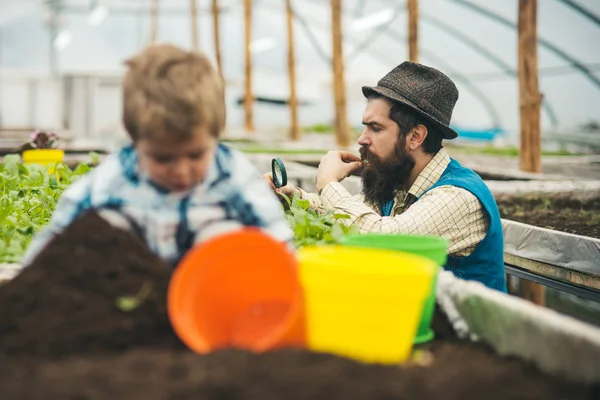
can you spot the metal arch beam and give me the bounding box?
[373,0,558,126]
[377,28,503,127]
[270,2,503,127]
[286,0,560,127]
[556,0,600,26]
[417,13,559,127]
[353,0,368,18]
[289,3,332,65]
[347,5,406,61]
[449,0,600,91]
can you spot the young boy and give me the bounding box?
[21,44,293,267]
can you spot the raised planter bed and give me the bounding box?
[0,212,598,398]
[1,153,598,396]
[499,196,600,298]
[498,196,600,239]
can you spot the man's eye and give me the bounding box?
[371,126,381,133]
[188,152,204,160]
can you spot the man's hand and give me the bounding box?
[262,172,300,199]
[316,151,362,192]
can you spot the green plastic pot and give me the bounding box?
[340,234,448,344]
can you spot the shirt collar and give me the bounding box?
[407,147,451,199]
[408,147,450,198]
[387,148,451,209]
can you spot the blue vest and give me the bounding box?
[419,158,507,292]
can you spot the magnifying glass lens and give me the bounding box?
[271,158,287,188]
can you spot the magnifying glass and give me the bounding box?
[271,158,288,188]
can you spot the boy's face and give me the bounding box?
[136,129,218,193]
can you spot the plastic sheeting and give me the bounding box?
[503,219,600,277]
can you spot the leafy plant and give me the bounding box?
[0,155,92,263]
[280,193,358,248]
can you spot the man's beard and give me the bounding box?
[359,138,415,209]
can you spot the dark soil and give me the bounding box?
[497,196,600,239]
[0,211,184,359]
[0,211,597,399]
[0,338,596,400]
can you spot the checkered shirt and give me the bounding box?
[299,148,488,257]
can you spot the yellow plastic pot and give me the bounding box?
[297,245,436,364]
[340,234,448,344]
[22,149,65,174]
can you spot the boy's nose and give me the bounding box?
[172,160,190,178]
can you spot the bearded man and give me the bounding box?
[264,62,506,292]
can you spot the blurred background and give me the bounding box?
[0,0,599,326]
[0,0,599,152]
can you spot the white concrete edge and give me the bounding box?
[437,271,600,383]
[0,263,23,281]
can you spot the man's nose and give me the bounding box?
[357,129,370,146]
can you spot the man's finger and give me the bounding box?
[340,160,363,177]
[339,151,361,162]
[261,173,276,190]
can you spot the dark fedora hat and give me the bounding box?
[362,62,460,139]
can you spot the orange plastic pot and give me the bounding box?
[168,228,305,354]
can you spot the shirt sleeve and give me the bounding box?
[193,150,295,247]
[241,167,295,245]
[320,182,488,256]
[298,187,363,214]
[298,188,325,213]
[20,175,93,267]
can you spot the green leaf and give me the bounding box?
[88,151,100,165]
[73,163,91,175]
[333,213,351,220]
[295,198,310,210]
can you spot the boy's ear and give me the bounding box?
[407,124,428,151]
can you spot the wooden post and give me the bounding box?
[518,0,541,173]
[407,0,419,62]
[212,0,223,75]
[190,0,199,50]
[150,0,159,43]
[286,0,300,141]
[518,0,545,306]
[243,0,255,133]
[331,0,351,147]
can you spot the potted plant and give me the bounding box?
[19,130,64,170]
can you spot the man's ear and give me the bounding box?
[407,124,428,151]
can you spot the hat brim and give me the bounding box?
[362,85,459,140]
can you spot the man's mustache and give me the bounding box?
[359,146,375,162]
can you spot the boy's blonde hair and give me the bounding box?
[122,43,225,142]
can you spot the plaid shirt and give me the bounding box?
[300,148,488,257]
[21,143,293,267]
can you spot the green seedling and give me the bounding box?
[279,192,358,248]
[116,281,153,312]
